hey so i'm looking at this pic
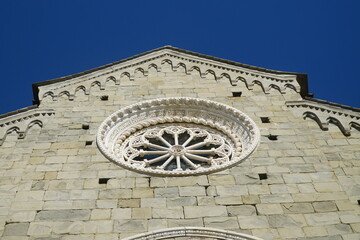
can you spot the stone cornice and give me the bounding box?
[286,100,360,136]
[33,46,305,104]
[0,107,55,146]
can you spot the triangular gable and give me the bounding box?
[32,46,307,104]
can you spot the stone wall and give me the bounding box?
[0,51,359,240]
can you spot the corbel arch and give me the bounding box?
[327,116,351,136]
[303,111,328,130]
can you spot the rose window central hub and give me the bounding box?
[169,145,186,156]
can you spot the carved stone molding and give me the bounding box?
[0,108,55,146]
[38,50,300,102]
[97,97,260,176]
[122,227,264,240]
[286,101,360,136]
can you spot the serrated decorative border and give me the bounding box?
[97,97,260,176]
[122,227,264,240]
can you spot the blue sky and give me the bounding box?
[0,0,359,115]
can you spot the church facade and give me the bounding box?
[0,46,359,240]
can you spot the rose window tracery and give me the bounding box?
[97,97,260,176]
[119,125,234,172]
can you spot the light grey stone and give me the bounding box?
[154,187,179,198]
[326,224,352,235]
[3,223,29,236]
[204,216,239,229]
[313,201,337,212]
[168,218,203,228]
[214,196,242,205]
[297,236,342,240]
[114,219,147,232]
[282,203,314,213]
[268,214,303,228]
[35,209,90,221]
[178,186,206,196]
[184,206,227,218]
[260,194,293,203]
[152,207,184,219]
[305,213,340,226]
[141,198,166,207]
[99,189,132,199]
[215,185,247,196]
[227,205,256,216]
[238,215,269,229]
[166,197,197,207]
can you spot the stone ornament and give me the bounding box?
[122,227,264,240]
[97,97,260,176]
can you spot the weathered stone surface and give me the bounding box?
[215,186,247,196]
[208,175,235,185]
[27,222,53,235]
[305,212,340,226]
[260,194,293,203]
[237,215,269,229]
[282,203,314,213]
[132,208,151,219]
[184,206,227,218]
[83,220,113,233]
[1,47,360,240]
[132,188,153,198]
[152,207,184,219]
[7,211,36,222]
[148,219,167,231]
[35,209,90,221]
[278,227,305,238]
[168,218,203,228]
[256,203,283,215]
[268,214,303,228]
[118,199,140,208]
[227,205,256,216]
[91,209,111,220]
[166,197,197,207]
[214,196,242,205]
[114,219,147,232]
[52,221,84,234]
[313,201,337,212]
[99,189,132,199]
[141,198,166,207]
[303,226,328,237]
[154,187,179,198]
[204,216,239,229]
[178,186,206,196]
[327,224,353,235]
[3,223,29,236]
[339,212,360,223]
[112,208,131,219]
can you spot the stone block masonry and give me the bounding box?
[1,47,360,240]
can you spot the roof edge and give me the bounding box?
[0,105,38,120]
[32,46,309,104]
[304,97,360,113]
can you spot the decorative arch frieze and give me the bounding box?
[121,227,264,240]
[287,101,360,136]
[37,50,300,103]
[0,108,54,146]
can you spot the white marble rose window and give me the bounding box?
[97,97,260,176]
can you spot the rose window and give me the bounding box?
[97,97,260,176]
[120,125,233,172]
